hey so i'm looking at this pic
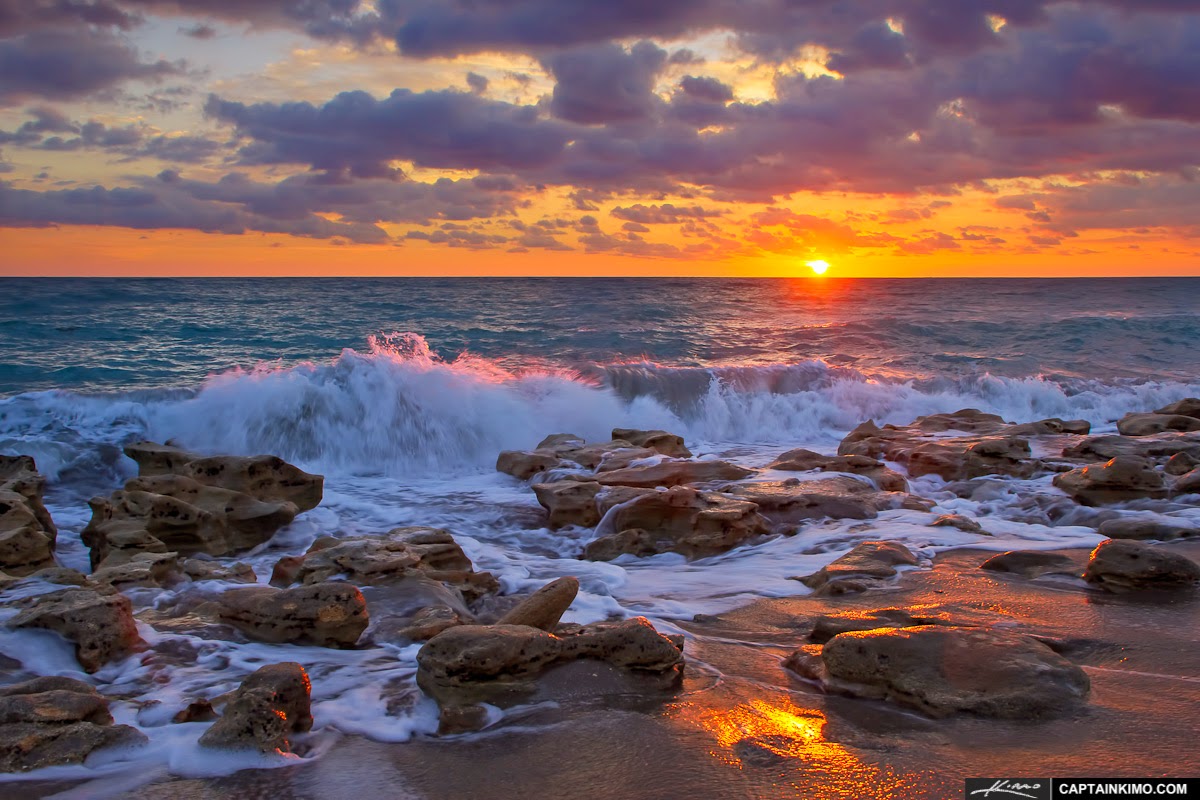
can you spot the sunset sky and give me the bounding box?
[1,0,1198,276]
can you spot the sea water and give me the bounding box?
[1,277,1198,789]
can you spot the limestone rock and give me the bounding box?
[91,551,182,589]
[0,677,146,773]
[979,551,1081,578]
[1063,433,1200,462]
[907,437,1035,481]
[1156,398,1200,420]
[1118,412,1200,437]
[9,587,144,672]
[789,625,1089,719]
[532,480,603,528]
[0,455,57,539]
[930,514,985,534]
[497,577,579,631]
[808,608,955,643]
[610,428,692,458]
[1097,517,1197,542]
[1053,456,1167,505]
[182,558,257,583]
[496,450,562,480]
[592,459,753,489]
[1165,452,1200,475]
[1083,539,1200,592]
[768,448,908,492]
[122,441,199,476]
[215,582,369,647]
[1174,467,1200,496]
[721,476,917,525]
[84,444,322,566]
[584,486,769,560]
[282,527,498,603]
[0,456,57,576]
[794,541,920,593]
[416,617,684,697]
[199,663,312,753]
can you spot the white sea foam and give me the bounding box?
[1,333,1197,790]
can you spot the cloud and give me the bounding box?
[611,203,722,224]
[206,88,574,177]
[0,29,181,105]
[542,41,667,124]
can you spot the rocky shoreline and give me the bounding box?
[2,399,1200,792]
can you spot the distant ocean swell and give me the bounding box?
[2,333,1198,484]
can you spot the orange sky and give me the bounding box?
[2,2,1199,277]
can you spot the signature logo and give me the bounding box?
[968,779,1044,799]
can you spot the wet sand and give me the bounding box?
[25,541,1200,800]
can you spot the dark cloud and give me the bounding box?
[179,22,215,38]
[206,88,574,177]
[0,178,388,241]
[543,41,666,124]
[611,204,722,224]
[0,29,181,105]
[678,76,733,103]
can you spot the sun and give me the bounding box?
[806,259,831,276]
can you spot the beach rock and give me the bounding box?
[789,625,1090,719]
[123,441,200,475]
[794,541,920,593]
[1117,413,1200,437]
[979,551,1081,578]
[594,459,753,489]
[1083,539,1200,592]
[416,617,684,700]
[173,699,217,724]
[182,558,257,583]
[9,587,144,673]
[393,605,471,641]
[215,582,369,647]
[1063,433,1200,463]
[0,456,58,576]
[532,480,603,528]
[87,523,170,569]
[838,415,1047,481]
[83,445,322,565]
[593,447,659,473]
[181,454,323,512]
[720,476,922,526]
[0,455,57,539]
[496,450,562,480]
[768,449,908,492]
[808,608,956,643]
[930,514,985,533]
[1006,418,1091,436]
[0,493,56,577]
[281,527,498,603]
[0,677,146,773]
[584,486,769,561]
[1174,468,1200,496]
[1156,398,1200,420]
[907,437,1035,481]
[82,481,295,563]
[199,663,312,753]
[1165,452,1200,475]
[610,428,692,458]
[90,551,182,589]
[1053,456,1167,505]
[496,577,579,631]
[536,433,586,451]
[1097,518,1198,542]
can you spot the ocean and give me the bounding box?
[1,277,1199,791]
